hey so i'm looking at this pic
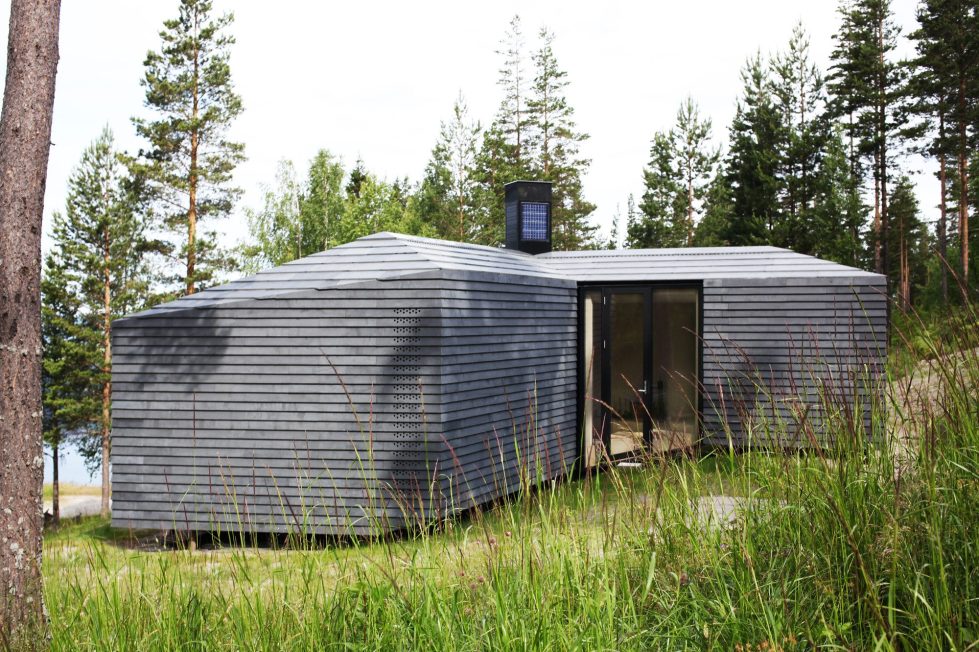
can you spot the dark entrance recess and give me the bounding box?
[580,284,702,467]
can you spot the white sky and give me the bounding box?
[2,0,928,483]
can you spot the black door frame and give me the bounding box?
[576,281,704,472]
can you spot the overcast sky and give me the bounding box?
[2,0,926,483]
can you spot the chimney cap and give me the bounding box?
[504,179,552,188]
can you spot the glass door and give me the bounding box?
[581,285,700,467]
[649,288,700,452]
[607,290,649,458]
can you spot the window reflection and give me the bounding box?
[650,288,699,451]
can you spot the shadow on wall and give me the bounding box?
[112,305,234,530]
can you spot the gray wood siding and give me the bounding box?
[433,271,578,511]
[111,278,448,536]
[111,271,579,536]
[110,232,888,534]
[700,277,887,448]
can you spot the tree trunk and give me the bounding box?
[0,0,61,640]
[101,226,112,519]
[958,79,970,297]
[186,33,200,295]
[687,172,695,246]
[51,443,59,525]
[900,217,910,312]
[880,129,889,285]
[873,152,882,275]
[939,110,948,303]
[877,19,889,289]
[457,173,465,242]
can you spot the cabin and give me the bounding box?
[110,181,887,535]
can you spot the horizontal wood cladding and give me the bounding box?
[432,275,578,511]
[700,277,887,448]
[111,237,884,535]
[111,272,578,536]
[111,280,447,536]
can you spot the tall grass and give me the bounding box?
[42,306,979,650]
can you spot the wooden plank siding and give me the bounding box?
[110,269,578,536]
[111,278,447,536]
[433,271,578,513]
[110,232,888,535]
[699,276,888,448]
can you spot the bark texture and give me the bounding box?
[938,111,948,303]
[0,0,61,641]
[186,36,199,296]
[101,228,111,518]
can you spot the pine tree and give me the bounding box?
[623,194,640,248]
[417,93,483,242]
[827,0,904,278]
[905,19,953,301]
[771,24,830,253]
[346,158,367,200]
[827,0,867,178]
[811,127,867,266]
[673,98,720,245]
[0,0,60,631]
[629,98,718,249]
[694,167,735,247]
[41,251,93,525]
[629,131,682,248]
[472,126,511,246]
[473,16,535,247]
[887,176,931,310]
[496,15,531,172]
[134,0,245,296]
[607,204,621,250]
[724,54,780,245]
[44,128,153,518]
[910,0,979,298]
[527,28,597,250]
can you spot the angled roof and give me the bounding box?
[538,246,881,282]
[129,231,883,317]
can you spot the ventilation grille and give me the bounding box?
[391,308,423,447]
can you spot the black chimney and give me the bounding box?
[504,180,552,255]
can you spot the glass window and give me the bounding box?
[650,288,699,450]
[609,292,646,458]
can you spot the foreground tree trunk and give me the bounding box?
[0,0,61,642]
[51,444,59,525]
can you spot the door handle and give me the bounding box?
[637,380,648,395]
